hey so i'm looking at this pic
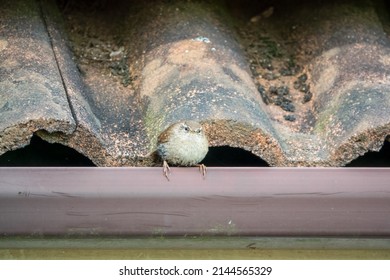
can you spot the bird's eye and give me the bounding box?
[196,128,202,134]
[183,125,189,132]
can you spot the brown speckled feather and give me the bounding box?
[157,123,175,144]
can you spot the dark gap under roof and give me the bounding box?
[0,135,95,167]
[0,136,389,167]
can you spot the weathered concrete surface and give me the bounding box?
[0,0,389,166]
[248,0,390,166]
[137,1,284,166]
[0,0,75,154]
[36,0,128,166]
[38,0,149,166]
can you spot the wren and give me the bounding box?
[156,120,209,180]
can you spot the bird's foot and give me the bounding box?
[197,164,207,179]
[163,160,171,181]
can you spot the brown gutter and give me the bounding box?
[0,167,389,236]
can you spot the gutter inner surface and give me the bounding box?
[1,0,390,167]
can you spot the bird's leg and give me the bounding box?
[197,164,207,179]
[163,160,171,181]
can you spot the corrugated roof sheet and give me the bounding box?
[1,0,390,166]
